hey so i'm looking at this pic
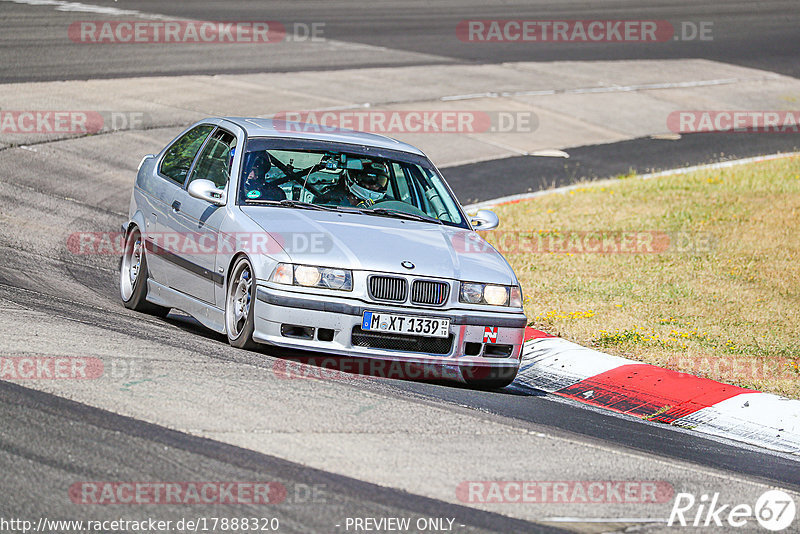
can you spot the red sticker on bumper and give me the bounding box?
[483,326,498,343]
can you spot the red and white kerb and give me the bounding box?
[515,329,800,455]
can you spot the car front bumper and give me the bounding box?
[252,285,526,377]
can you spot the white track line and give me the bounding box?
[541,517,667,523]
[441,77,771,102]
[0,0,441,56]
[1,0,172,19]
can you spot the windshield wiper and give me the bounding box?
[245,199,339,212]
[363,207,443,224]
[278,199,335,211]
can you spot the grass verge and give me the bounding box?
[485,155,800,398]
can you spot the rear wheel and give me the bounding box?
[120,227,169,316]
[461,365,518,390]
[225,256,258,349]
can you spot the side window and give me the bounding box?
[391,163,412,203]
[159,125,214,185]
[186,129,237,189]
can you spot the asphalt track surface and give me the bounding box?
[0,381,563,533]
[3,0,798,203]
[2,0,799,81]
[446,132,800,204]
[2,0,800,531]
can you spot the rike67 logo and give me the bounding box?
[668,490,796,531]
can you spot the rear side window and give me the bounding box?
[160,125,214,185]
[187,129,237,188]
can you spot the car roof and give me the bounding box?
[220,117,426,156]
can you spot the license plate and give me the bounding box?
[361,312,450,338]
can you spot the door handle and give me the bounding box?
[171,200,181,212]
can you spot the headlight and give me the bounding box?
[459,282,522,307]
[460,282,484,304]
[295,265,322,287]
[271,263,352,291]
[483,285,508,306]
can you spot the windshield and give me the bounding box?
[237,138,467,228]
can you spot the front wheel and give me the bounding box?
[460,365,518,390]
[120,227,169,316]
[225,256,258,349]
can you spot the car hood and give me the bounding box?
[240,206,516,284]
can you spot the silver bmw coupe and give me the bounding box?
[120,118,526,387]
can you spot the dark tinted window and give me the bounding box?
[160,125,214,185]
[238,142,465,227]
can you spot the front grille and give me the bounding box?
[368,275,407,302]
[351,327,453,355]
[411,280,449,306]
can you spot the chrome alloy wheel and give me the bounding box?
[120,230,143,301]
[226,259,253,339]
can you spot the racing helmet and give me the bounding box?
[344,161,389,203]
[244,153,271,188]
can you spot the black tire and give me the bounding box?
[225,256,258,349]
[119,227,170,317]
[461,365,518,390]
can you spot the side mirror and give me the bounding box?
[469,209,499,231]
[137,154,155,172]
[188,179,226,206]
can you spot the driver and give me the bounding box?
[324,161,389,208]
[241,152,285,201]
